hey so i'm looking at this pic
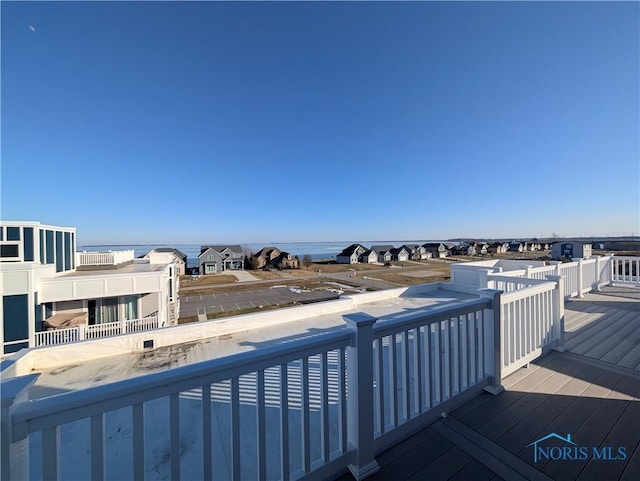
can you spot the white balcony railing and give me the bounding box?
[611,256,640,284]
[5,258,638,480]
[34,316,159,347]
[2,281,567,481]
[75,249,135,267]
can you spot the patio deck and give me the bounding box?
[338,287,640,481]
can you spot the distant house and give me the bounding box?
[423,242,450,259]
[509,242,524,253]
[251,247,299,269]
[488,242,508,254]
[390,246,410,262]
[337,244,367,264]
[452,243,476,256]
[371,245,394,264]
[142,248,188,276]
[253,247,299,269]
[551,242,592,260]
[279,252,299,269]
[402,244,432,260]
[473,242,489,255]
[359,249,378,264]
[199,245,245,275]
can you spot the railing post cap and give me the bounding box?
[343,312,378,327]
[477,288,503,297]
[0,373,39,408]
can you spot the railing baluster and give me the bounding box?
[424,325,432,409]
[461,314,468,390]
[43,426,59,481]
[414,327,422,415]
[434,322,441,404]
[444,317,451,400]
[468,312,476,383]
[320,352,330,462]
[170,393,180,480]
[389,334,398,426]
[280,364,290,481]
[402,330,410,421]
[339,347,347,454]
[231,377,241,481]
[452,317,460,394]
[90,414,104,481]
[257,370,266,479]
[202,385,212,481]
[376,338,385,434]
[301,357,311,473]
[133,403,145,481]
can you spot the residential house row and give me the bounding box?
[335,240,550,264]
[197,245,300,275]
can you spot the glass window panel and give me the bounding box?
[55,231,63,272]
[23,228,34,261]
[0,245,19,258]
[7,227,20,241]
[3,294,28,342]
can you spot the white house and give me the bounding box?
[390,246,410,262]
[551,242,592,260]
[336,244,367,264]
[358,249,379,264]
[371,245,394,263]
[0,221,179,354]
[143,248,187,276]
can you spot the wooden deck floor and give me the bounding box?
[563,286,640,372]
[336,287,640,481]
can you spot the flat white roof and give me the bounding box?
[27,286,476,399]
[59,260,166,277]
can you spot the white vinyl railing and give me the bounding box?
[499,281,563,377]
[482,256,623,300]
[611,256,640,284]
[0,268,609,481]
[75,250,135,267]
[8,330,355,481]
[34,316,159,347]
[371,298,494,452]
[3,292,520,481]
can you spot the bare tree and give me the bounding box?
[302,254,313,268]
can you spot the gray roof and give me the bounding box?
[148,247,187,261]
[371,245,395,254]
[338,243,366,257]
[200,245,244,255]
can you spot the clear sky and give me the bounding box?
[2,1,638,244]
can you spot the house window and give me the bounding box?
[0,244,19,258]
[46,230,54,264]
[40,230,45,264]
[7,227,20,241]
[3,295,29,353]
[23,228,34,262]
[64,232,72,270]
[123,296,138,320]
[55,231,63,272]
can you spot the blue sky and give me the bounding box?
[2,1,638,244]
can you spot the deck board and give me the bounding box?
[338,287,640,481]
[407,446,472,481]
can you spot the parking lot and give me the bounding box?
[180,286,343,318]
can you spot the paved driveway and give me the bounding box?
[230,270,259,282]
